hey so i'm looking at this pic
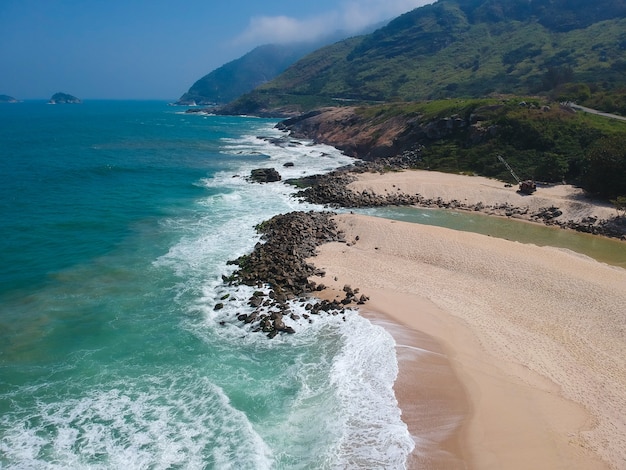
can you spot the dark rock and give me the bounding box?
[250,168,281,183]
[48,92,81,104]
[222,210,366,338]
[249,296,263,308]
[244,312,258,324]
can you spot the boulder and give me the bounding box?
[250,168,281,183]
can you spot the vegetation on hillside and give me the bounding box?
[177,43,318,105]
[226,0,626,115]
[177,24,384,106]
[413,99,626,199]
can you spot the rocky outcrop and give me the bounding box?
[48,92,81,104]
[222,211,368,338]
[277,107,411,160]
[249,168,281,183]
[276,106,497,160]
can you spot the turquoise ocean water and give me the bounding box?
[1,101,624,469]
[0,101,411,469]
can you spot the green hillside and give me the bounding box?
[177,43,316,105]
[223,0,626,114]
[177,25,384,106]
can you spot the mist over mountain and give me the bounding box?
[220,0,626,115]
[177,25,383,106]
[176,43,317,105]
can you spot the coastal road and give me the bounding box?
[566,102,626,122]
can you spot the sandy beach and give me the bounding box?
[309,170,626,469]
[348,169,619,226]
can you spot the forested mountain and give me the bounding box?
[177,26,383,106]
[221,0,626,115]
[176,43,317,105]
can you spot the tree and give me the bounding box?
[581,136,626,199]
[534,152,569,182]
[611,196,626,217]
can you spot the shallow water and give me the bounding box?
[362,206,626,269]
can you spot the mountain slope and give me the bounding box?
[177,25,384,106]
[222,0,626,114]
[177,43,316,105]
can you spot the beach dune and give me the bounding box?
[311,212,626,469]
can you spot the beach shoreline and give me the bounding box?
[308,209,626,469]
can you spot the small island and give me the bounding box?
[48,92,81,104]
[0,94,19,103]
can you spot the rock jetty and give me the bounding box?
[222,211,368,338]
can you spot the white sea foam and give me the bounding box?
[330,315,415,468]
[152,122,413,468]
[0,373,272,470]
[188,297,414,468]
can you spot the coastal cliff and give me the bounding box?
[277,107,411,160]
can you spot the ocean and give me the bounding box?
[0,101,413,469]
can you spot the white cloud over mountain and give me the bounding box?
[234,0,433,45]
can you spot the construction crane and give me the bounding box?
[497,155,536,195]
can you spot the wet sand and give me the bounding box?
[310,211,626,469]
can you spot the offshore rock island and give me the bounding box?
[0,94,19,103]
[48,92,82,104]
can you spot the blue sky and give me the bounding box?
[0,0,432,100]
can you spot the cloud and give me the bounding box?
[233,0,433,46]
[340,0,434,31]
[234,14,336,45]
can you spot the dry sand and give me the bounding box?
[349,169,618,225]
[307,171,626,469]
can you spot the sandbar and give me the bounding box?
[348,169,618,226]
